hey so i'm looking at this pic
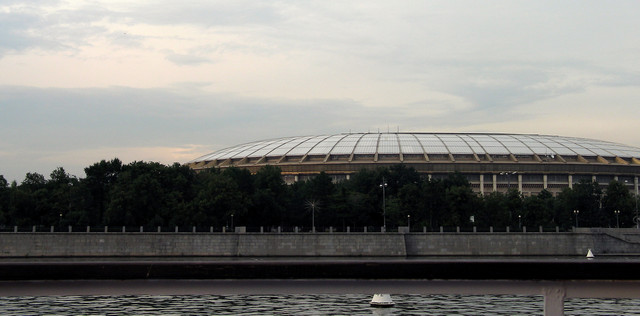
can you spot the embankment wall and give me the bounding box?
[2,230,640,257]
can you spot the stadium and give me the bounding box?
[187,132,640,196]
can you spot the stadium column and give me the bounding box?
[518,174,523,192]
[479,174,484,195]
[543,174,548,190]
[568,175,573,189]
[492,174,497,192]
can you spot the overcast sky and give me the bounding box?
[2,0,640,182]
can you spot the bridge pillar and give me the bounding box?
[543,285,565,316]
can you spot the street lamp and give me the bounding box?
[518,214,522,230]
[500,171,517,191]
[407,215,410,230]
[306,200,318,233]
[231,214,234,231]
[624,179,639,229]
[614,210,620,228]
[636,183,639,229]
[573,210,579,228]
[380,178,388,231]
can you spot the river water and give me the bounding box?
[1,294,639,315]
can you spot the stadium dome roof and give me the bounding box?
[190,133,640,164]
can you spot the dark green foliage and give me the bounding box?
[0,162,636,229]
[83,159,123,224]
[521,190,556,228]
[602,180,635,227]
[0,175,9,224]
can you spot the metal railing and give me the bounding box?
[0,224,576,233]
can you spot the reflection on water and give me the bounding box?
[0,294,639,315]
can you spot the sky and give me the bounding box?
[1,0,640,182]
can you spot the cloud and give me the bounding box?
[0,84,484,181]
[127,1,283,27]
[465,85,640,147]
[166,53,213,66]
[2,1,640,183]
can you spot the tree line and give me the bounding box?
[0,159,637,230]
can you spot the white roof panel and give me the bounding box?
[308,134,346,155]
[415,134,448,154]
[398,134,424,154]
[286,136,330,156]
[353,134,380,154]
[191,133,640,163]
[378,134,400,154]
[330,134,362,155]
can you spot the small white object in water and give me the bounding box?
[370,294,395,307]
[586,249,595,259]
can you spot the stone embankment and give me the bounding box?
[2,228,640,257]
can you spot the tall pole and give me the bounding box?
[625,179,639,229]
[634,177,640,229]
[615,210,620,228]
[500,171,517,191]
[574,210,579,228]
[306,200,318,233]
[380,178,388,231]
[312,203,315,233]
[518,214,522,230]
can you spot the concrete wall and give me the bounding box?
[0,233,406,257]
[1,232,640,257]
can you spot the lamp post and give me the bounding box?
[500,171,517,191]
[380,178,388,231]
[574,210,579,228]
[636,183,639,229]
[518,214,522,230]
[614,210,620,228]
[407,215,410,230]
[231,214,234,231]
[624,179,639,229]
[309,201,317,233]
[312,204,315,232]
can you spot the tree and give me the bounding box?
[505,188,524,228]
[83,158,123,224]
[394,182,422,228]
[104,161,194,226]
[0,175,8,224]
[602,180,634,227]
[521,190,555,228]
[556,180,603,228]
[249,165,288,227]
[345,168,385,227]
[46,167,80,226]
[479,192,510,228]
[190,168,249,227]
[11,172,49,226]
[422,178,447,230]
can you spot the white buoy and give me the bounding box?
[370,294,395,307]
[586,249,595,259]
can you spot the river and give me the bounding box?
[1,293,639,315]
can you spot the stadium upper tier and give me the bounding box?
[189,133,640,165]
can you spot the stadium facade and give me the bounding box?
[187,132,640,196]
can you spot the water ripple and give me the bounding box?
[0,294,639,315]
